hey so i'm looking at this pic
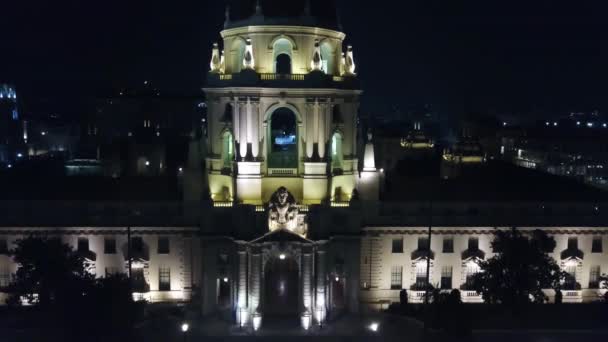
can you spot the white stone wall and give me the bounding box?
[360,227,608,309]
[0,227,199,305]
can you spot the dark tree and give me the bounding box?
[7,237,141,341]
[472,229,564,307]
[7,237,94,307]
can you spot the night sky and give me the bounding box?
[1,0,607,120]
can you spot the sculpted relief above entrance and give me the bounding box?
[268,187,307,237]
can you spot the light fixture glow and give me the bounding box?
[181,323,189,333]
[145,161,150,166]
[279,254,286,260]
[223,277,229,283]
[369,322,379,332]
[335,277,340,282]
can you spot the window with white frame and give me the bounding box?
[589,266,601,289]
[465,262,480,288]
[415,262,428,288]
[390,266,403,290]
[159,267,171,291]
[392,238,403,254]
[441,266,453,289]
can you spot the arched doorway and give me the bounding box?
[268,108,298,169]
[264,256,299,318]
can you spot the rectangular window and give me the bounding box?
[465,263,480,289]
[158,237,170,255]
[565,265,577,288]
[468,237,479,250]
[441,266,453,289]
[390,266,403,290]
[592,237,603,253]
[418,237,430,251]
[568,237,578,250]
[104,238,116,254]
[391,238,403,254]
[159,267,171,291]
[77,237,89,252]
[416,264,428,288]
[105,267,120,277]
[0,239,8,254]
[589,266,601,289]
[442,237,454,253]
[0,267,10,288]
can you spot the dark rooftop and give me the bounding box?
[383,159,608,202]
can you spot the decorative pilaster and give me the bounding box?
[237,248,249,327]
[302,248,313,329]
[315,247,327,324]
[250,249,262,329]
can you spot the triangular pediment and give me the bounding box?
[249,228,314,244]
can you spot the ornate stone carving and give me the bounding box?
[268,187,299,232]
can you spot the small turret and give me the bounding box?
[210,43,221,73]
[345,45,356,76]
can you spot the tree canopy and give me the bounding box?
[472,229,564,306]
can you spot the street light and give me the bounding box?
[181,323,189,342]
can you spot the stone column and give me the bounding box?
[301,246,313,329]
[239,102,248,159]
[237,247,248,327]
[315,246,327,324]
[250,248,262,330]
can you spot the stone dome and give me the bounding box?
[224,0,341,31]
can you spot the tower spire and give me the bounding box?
[224,5,231,28]
[304,0,312,16]
[255,0,263,16]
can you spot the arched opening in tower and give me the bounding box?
[269,108,298,168]
[275,54,292,74]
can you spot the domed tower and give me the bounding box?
[204,0,361,205]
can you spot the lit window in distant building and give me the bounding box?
[391,238,403,254]
[159,267,171,291]
[12,109,18,120]
[390,266,402,290]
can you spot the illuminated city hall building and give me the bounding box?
[0,0,607,333]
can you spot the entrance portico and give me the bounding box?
[235,229,327,330]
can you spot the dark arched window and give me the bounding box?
[275,54,292,74]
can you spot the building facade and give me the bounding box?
[0,0,607,334]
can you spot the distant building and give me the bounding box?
[501,111,608,190]
[0,84,24,167]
